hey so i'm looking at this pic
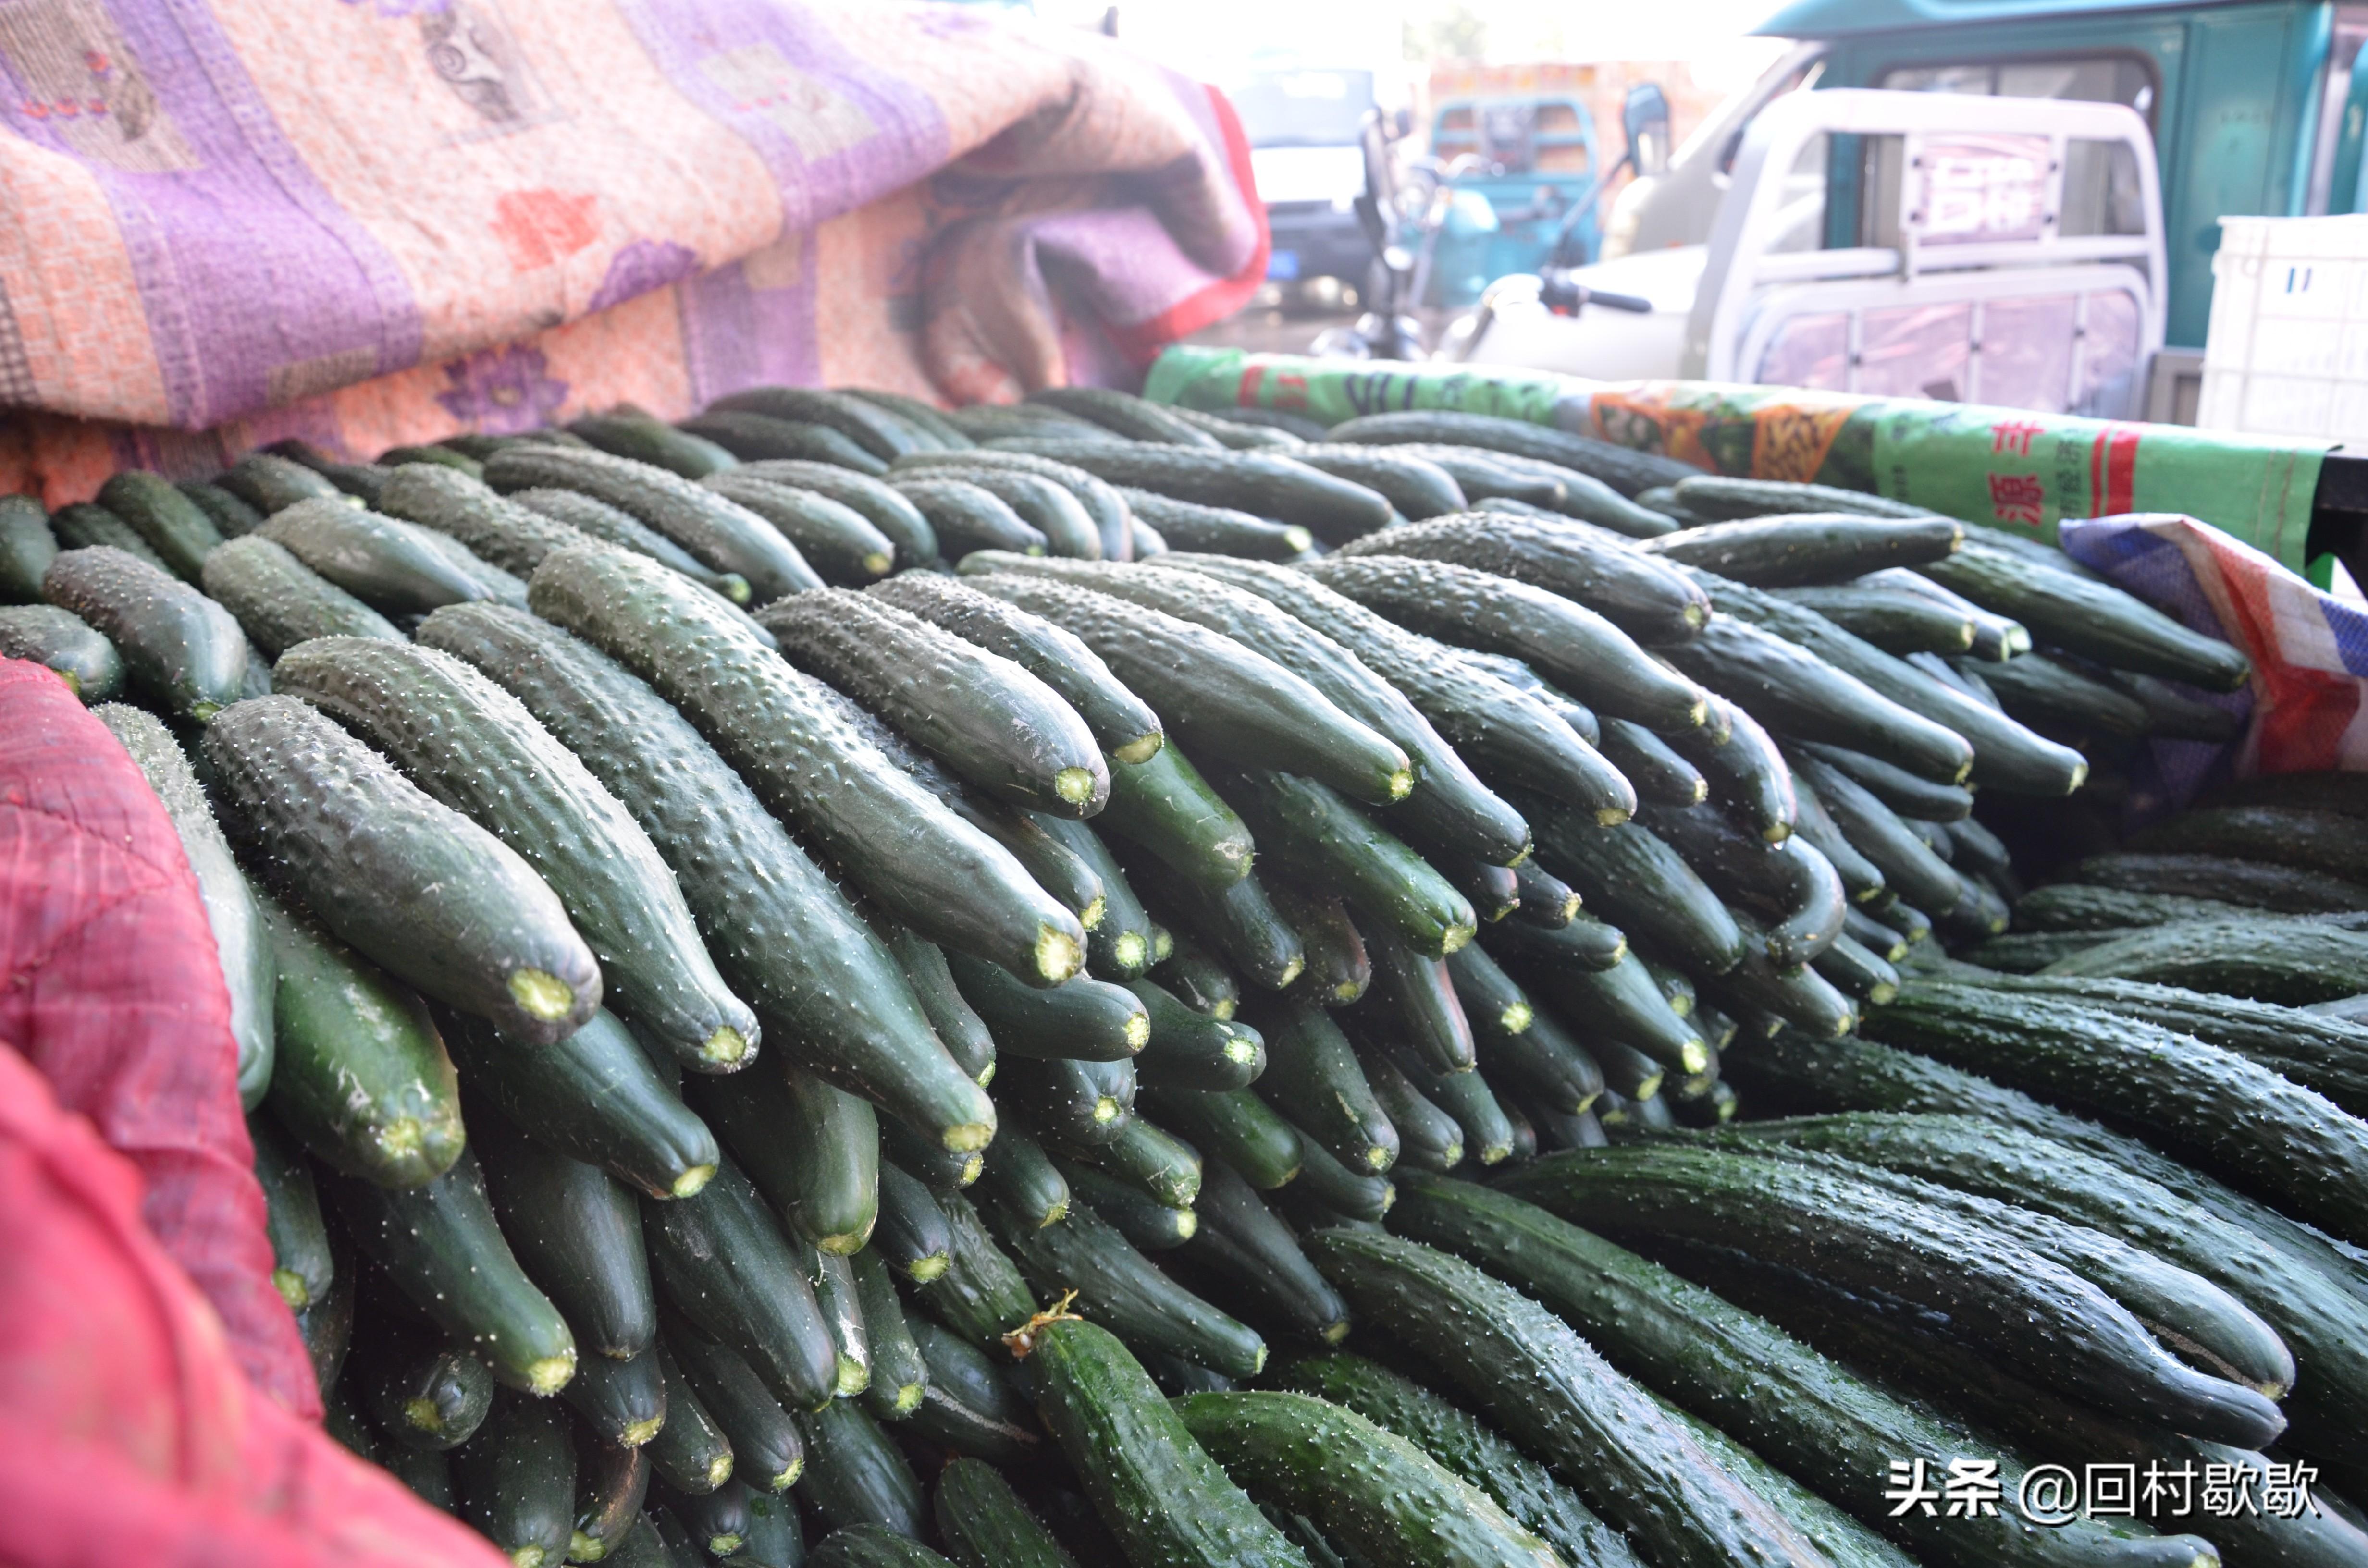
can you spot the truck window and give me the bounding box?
[1231,70,1377,148]
[1877,55,2154,122]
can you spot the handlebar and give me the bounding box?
[1539,270,1653,315]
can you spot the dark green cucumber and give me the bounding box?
[0,604,121,700]
[326,1149,576,1393]
[1154,934,1241,1019]
[1812,931,1900,1002]
[50,501,174,571]
[1269,885,1370,1006]
[1305,1228,1825,1568]
[989,1192,1266,1376]
[1521,795,1742,975]
[1159,553,1637,826]
[1028,1318,1304,1565]
[1127,855,1305,990]
[1357,1052,1463,1171]
[444,1006,715,1201]
[1499,1143,2287,1445]
[1243,989,1396,1174]
[1600,719,1705,807]
[1920,541,2250,691]
[892,449,1137,560]
[507,486,754,600]
[644,1155,839,1411]
[530,545,1082,996]
[381,1439,455,1513]
[248,1112,333,1309]
[997,1053,1135,1147]
[854,1247,929,1421]
[734,460,937,564]
[1631,801,1845,969]
[679,411,888,473]
[1666,476,1934,521]
[1979,650,2153,738]
[1788,750,1962,913]
[1642,513,1962,585]
[760,588,1108,816]
[1101,740,1255,892]
[945,467,1104,558]
[709,387,921,462]
[1282,443,1465,525]
[979,1129,1073,1230]
[1645,1389,1924,1568]
[1212,766,1477,960]
[1774,583,1976,656]
[471,1099,655,1360]
[381,443,483,474]
[840,388,973,449]
[1665,698,1794,842]
[1843,906,1909,959]
[935,1456,1080,1568]
[2012,884,2260,931]
[1030,387,1226,447]
[262,440,399,505]
[0,494,58,601]
[874,1163,955,1284]
[98,704,275,1106]
[1277,1353,1642,1568]
[738,1487,802,1568]
[1483,907,1629,973]
[2107,669,2242,742]
[377,464,600,581]
[1179,1156,1349,1342]
[1793,741,1971,823]
[892,477,1045,555]
[1859,566,2029,659]
[880,928,996,1087]
[1129,977,1265,1090]
[1177,1390,1556,1567]
[258,895,465,1188]
[1120,489,1308,558]
[200,535,402,658]
[1075,1115,1205,1208]
[796,1394,926,1537]
[355,1323,495,1451]
[1442,856,1520,923]
[685,1060,876,1252]
[1492,939,1710,1078]
[664,1475,757,1557]
[561,415,735,479]
[99,469,223,580]
[1325,410,1694,497]
[649,1344,737,1493]
[274,637,756,1071]
[558,1340,668,1449]
[1285,1127,1395,1222]
[1064,1157,1199,1250]
[994,554,1527,861]
[807,1525,957,1567]
[1031,814,1154,979]
[1792,773,1890,904]
[2130,805,2368,884]
[984,439,1395,543]
[175,481,265,540]
[906,1317,1041,1463]
[1693,915,1862,1037]
[1484,1005,1606,1117]
[1329,512,1708,644]
[253,496,513,612]
[1140,1085,1303,1189]
[669,1321,808,1490]
[1868,982,2368,1246]
[704,472,897,582]
[452,1388,575,1568]
[962,568,1411,805]
[1348,924,1475,1074]
[1304,552,1705,734]
[44,545,246,721]
[484,445,821,601]
[1408,1054,1517,1165]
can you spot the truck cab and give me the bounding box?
[1464,0,2368,423]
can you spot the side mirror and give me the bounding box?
[1623,83,1672,179]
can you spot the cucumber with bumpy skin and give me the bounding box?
[1080,1115,1206,1209]
[1033,813,1157,979]
[1141,1084,1303,1190]
[947,467,1105,558]
[200,535,403,658]
[1101,740,1256,891]
[1179,1156,1351,1342]
[529,543,1082,1001]
[1330,511,1709,644]
[471,1099,656,1361]
[257,497,516,613]
[645,1155,840,1412]
[452,1389,575,1568]
[704,471,899,582]
[508,486,754,601]
[1921,541,2251,691]
[248,1111,333,1310]
[796,1390,927,1538]
[736,460,938,564]
[99,469,223,580]
[1640,513,1963,585]
[907,1318,1041,1463]
[1213,765,1478,960]
[1323,410,1696,498]
[50,502,172,570]
[648,1345,736,1494]
[669,1321,808,1491]
[686,1062,876,1254]
[709,386,922,461]
[1128,855,1306,991]
[935,1457,1081,1568]
[1271,884,1371,1006]
[45,546,247,722]
[0,494,58,601]
[855,1247,930,1422]
[1120,489,1308,558]
[977,1128,1072,1230]
[0,604,121,700]
[274,637,758,1073]
[1521,795,1742,975]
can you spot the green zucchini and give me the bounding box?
[1482,906,1629,974]
[736,461,938,564]
[1866,982,2368,1247]
[1920,542,2251,691]
[934,1457,1078,1568]
[1153,935,1240,1019]
[665,1476,755,1557]
[0,603,121,700]
[1668,697,1795,841]
[453,1388,576,1568]
[99,469,223,580]
[354,1323,495,1452]
[1159,553,1637,825]
[1100,741,1254,892]
[1356,1052,1462,1171]
[1521,795,1742,975]
[1283,1127,1394,1222]
[1330,511,1709,644]
[1483,1005,1606,1116]
[1269,885,1370,1007]
[648,1344,736,1493]
[1028,1318,1304,1566]
[679,411,888,473]
[1128,857,1305,990]
[1511,864,1580,934]
[1772,583,1977,655]
[1212,766,1476,960]
[470,1098,654,1360]
[199,535,402,658]
[989,1194,1265,1376]
[98,704,275,1106]
[704,472,898,582]
[1599,718,1705,806]
[854,1249,928,1422]
[1129,977,1265,1090]
[1642,513,1962,585]
[1440,856,1520,923]
[1496,1143,2287,1446]
[737,1487,802,1568]
[906,1317,1040,1463]
[258,895,465,1188]
[530,545,1081,998]
[796,1396,926,1538]
[961,569,1411,805]
[1063,1158,1199,1250]
[326,1149,576,1393]
[1276,1352,1642,1568]
[507,486,754,600]
[669,1322,807,1490]
[1119,490,1307,558]
[248,1112,333,1310]
[1304,552,1705,734]
[1074,1115,1205,1208]
[684,1060,876,1253]
[50,501,173,570]
[880,928,996,1087]
[558,1340,667,1449]
[644,1156,840,1411]
[978,1129,1072,1231]
[709,387,921,461]
[275,637,756,1071]
[1178,1156,1348,1342]
[873,1164,954,1284]
[1140,1085,1303,1189]
[1812,931,1901,1002]
[44,546,246,721]
[484,445,821,601]
[1348,924,1474,1074]
[0,494,57,601]
[1304,1228,1825,1568]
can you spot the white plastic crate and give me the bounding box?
[2197,214,2368,444]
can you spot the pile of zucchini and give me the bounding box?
[3,383,2363,1568]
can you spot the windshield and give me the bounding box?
[1231,70,1378,148]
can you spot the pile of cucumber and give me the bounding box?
[3,383,2362,1568]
